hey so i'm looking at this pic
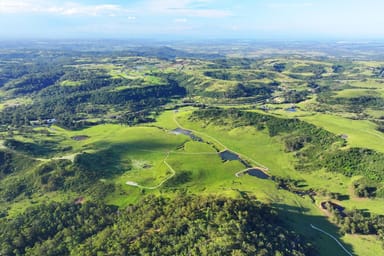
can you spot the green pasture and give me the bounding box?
[261,105,316,118]
[49,124,188,156]
[154,110,181,130]
[4,190,78,218]
[110,69,165,85]
[60,80,84,86]
[0,97,32,110]
[334,88,381,98]
[166,141,245,192]
[366,108,384,118]
[342,234,384,256]
[174,109,296,176]
[355,61,384,68]
[300,114,384,153]
[109,69,132,79]
[282,71,315,78]
[204,79,238,92]
[349,79,384,89]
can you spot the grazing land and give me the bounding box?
[0,40,383,255]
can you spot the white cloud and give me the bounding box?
[58,4,121,16]
[144,0,231,18]
[0,0,230,18]
[267,2,314,9]
[0,0,134,16]
[174,8,231,18]
[0,0,35,13]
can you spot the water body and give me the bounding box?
[220,150,252,168]
[219,150,240,161]
[285,107,297,112]
[171,128,203,141]
[246,168,270,179]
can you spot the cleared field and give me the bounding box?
[60,80,83,86]
[0,97,32,110]
[342,234,384,256]
[335,88,378,98]
[366,108,384,118]
[349,79,384,89]
[300,114,384,153]
[3,190,78,218]
[263,106,316,118]
[50,124,186,151]
[166,141,245,192]
[204,79,238,92]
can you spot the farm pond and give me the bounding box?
[171,128,203,141]
[246,168,270,179]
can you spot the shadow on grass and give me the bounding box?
[74,140,178,179]
[272,203,356,256]
[4,139,71,158]
[90,139,180,154]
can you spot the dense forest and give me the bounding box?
[0,195,314,256]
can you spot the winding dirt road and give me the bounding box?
[310,224,353,256]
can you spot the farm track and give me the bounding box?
[310,224,354,256]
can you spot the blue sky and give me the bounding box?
[0,0,384,39]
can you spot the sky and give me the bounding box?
[1,0,384,40]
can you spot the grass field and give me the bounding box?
[0,97,32,110]
[4,190,78,218]
[342,234,384,256]
[349,79,384,89]
[176,109,301,174]
[60,80,84,86]
[335,88,379,98]
[300,114,384,153]
[366,108,384,118]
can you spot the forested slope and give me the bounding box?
[0,196,314,256]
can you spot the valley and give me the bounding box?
[0,41,383,255]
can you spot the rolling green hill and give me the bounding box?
[0,42,384,255]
